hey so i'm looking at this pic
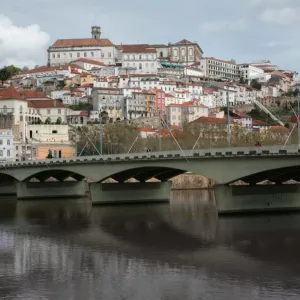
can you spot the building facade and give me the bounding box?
[92,87,124,122]
[48,26,118,66]
[200,57,239,80]
[169,39,203,66]
[0,129,14,163]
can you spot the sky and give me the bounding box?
[0,0,299,70]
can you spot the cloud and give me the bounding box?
[201,18,248,32]
[0,15,50,68]
[259,7,299,25]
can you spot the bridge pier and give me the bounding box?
[214,184,300,214]
[16,182,86,200]
[89,182,172,205]
[0,182,17,195]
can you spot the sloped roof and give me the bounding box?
[52,38,114,48]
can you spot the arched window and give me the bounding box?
[181,48,186,56]
[174,49,178,57]
[189,48,193,56]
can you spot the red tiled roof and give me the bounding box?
[21,65,69,75]
[120,45,156,53]
[20,90,48,99]
[30,100,66,108]
[252,120,269,126]
[192,116,228,124]
[0,85,23,100]
[52,38,114,48]
[138,127,156,133]
[269,126,289,131]
[175,39,193,44]
[72,58,105,66]
[165,93,174,97]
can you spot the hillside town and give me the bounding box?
[0,25,299,162]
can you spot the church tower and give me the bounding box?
[91,26,101,39]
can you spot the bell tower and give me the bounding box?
[91,26,101,39]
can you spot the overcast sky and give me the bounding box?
[0,0,299,70]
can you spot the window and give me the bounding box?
[139,63,142,70]
[84,52,87,57]
[174,49,178,57]
[189,48,193,56]
[108,52,112,58]
[91,52,94,57]
[52,130,58,134]
[19,105,23,114]
[7,140,10,146]
[52,54,55,58]
[47,109,51,114]
[57,54,60,58]
[77,53,80,58]
[7,150,10,157]
[101,52,104,58]
[0,150,2,157]
[0,140,2,145]
[139,55,142,59]
[58,109,61,114]
[69,53,72,58]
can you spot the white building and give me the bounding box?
[238,64,264,82]
[200,57,239,80]
[27,124,69,143]
[0,129,14,163]
[92,87,124,122]
[129,74,160,90]
[166,100,208,126]
[120,45,159,74]
[48,26,118,66]
[124,92,146,120]
[70,58,106,71]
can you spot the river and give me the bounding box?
[0,190,300,299]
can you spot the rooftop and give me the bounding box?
[51,38,114,48]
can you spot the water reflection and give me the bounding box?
[0,192,300,299]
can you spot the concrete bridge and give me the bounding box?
[1,145,300,214]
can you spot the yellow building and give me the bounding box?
[32,143,75,160]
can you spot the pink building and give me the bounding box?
[151,88,166,116]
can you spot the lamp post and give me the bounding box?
[227,91,231,148]
[99,109,103,155]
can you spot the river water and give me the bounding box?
[0,190,300,300]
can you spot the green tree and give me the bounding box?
[0,65,21,83]
[0,67,10,84]
[6,65,20,76]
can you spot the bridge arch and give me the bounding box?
[0,172,18,181]
[99,166,188,183]
[232,165,300,185]
[22,169,86,182]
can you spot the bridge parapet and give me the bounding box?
[1,145,300,170]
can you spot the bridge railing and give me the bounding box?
[2,144,300,169]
